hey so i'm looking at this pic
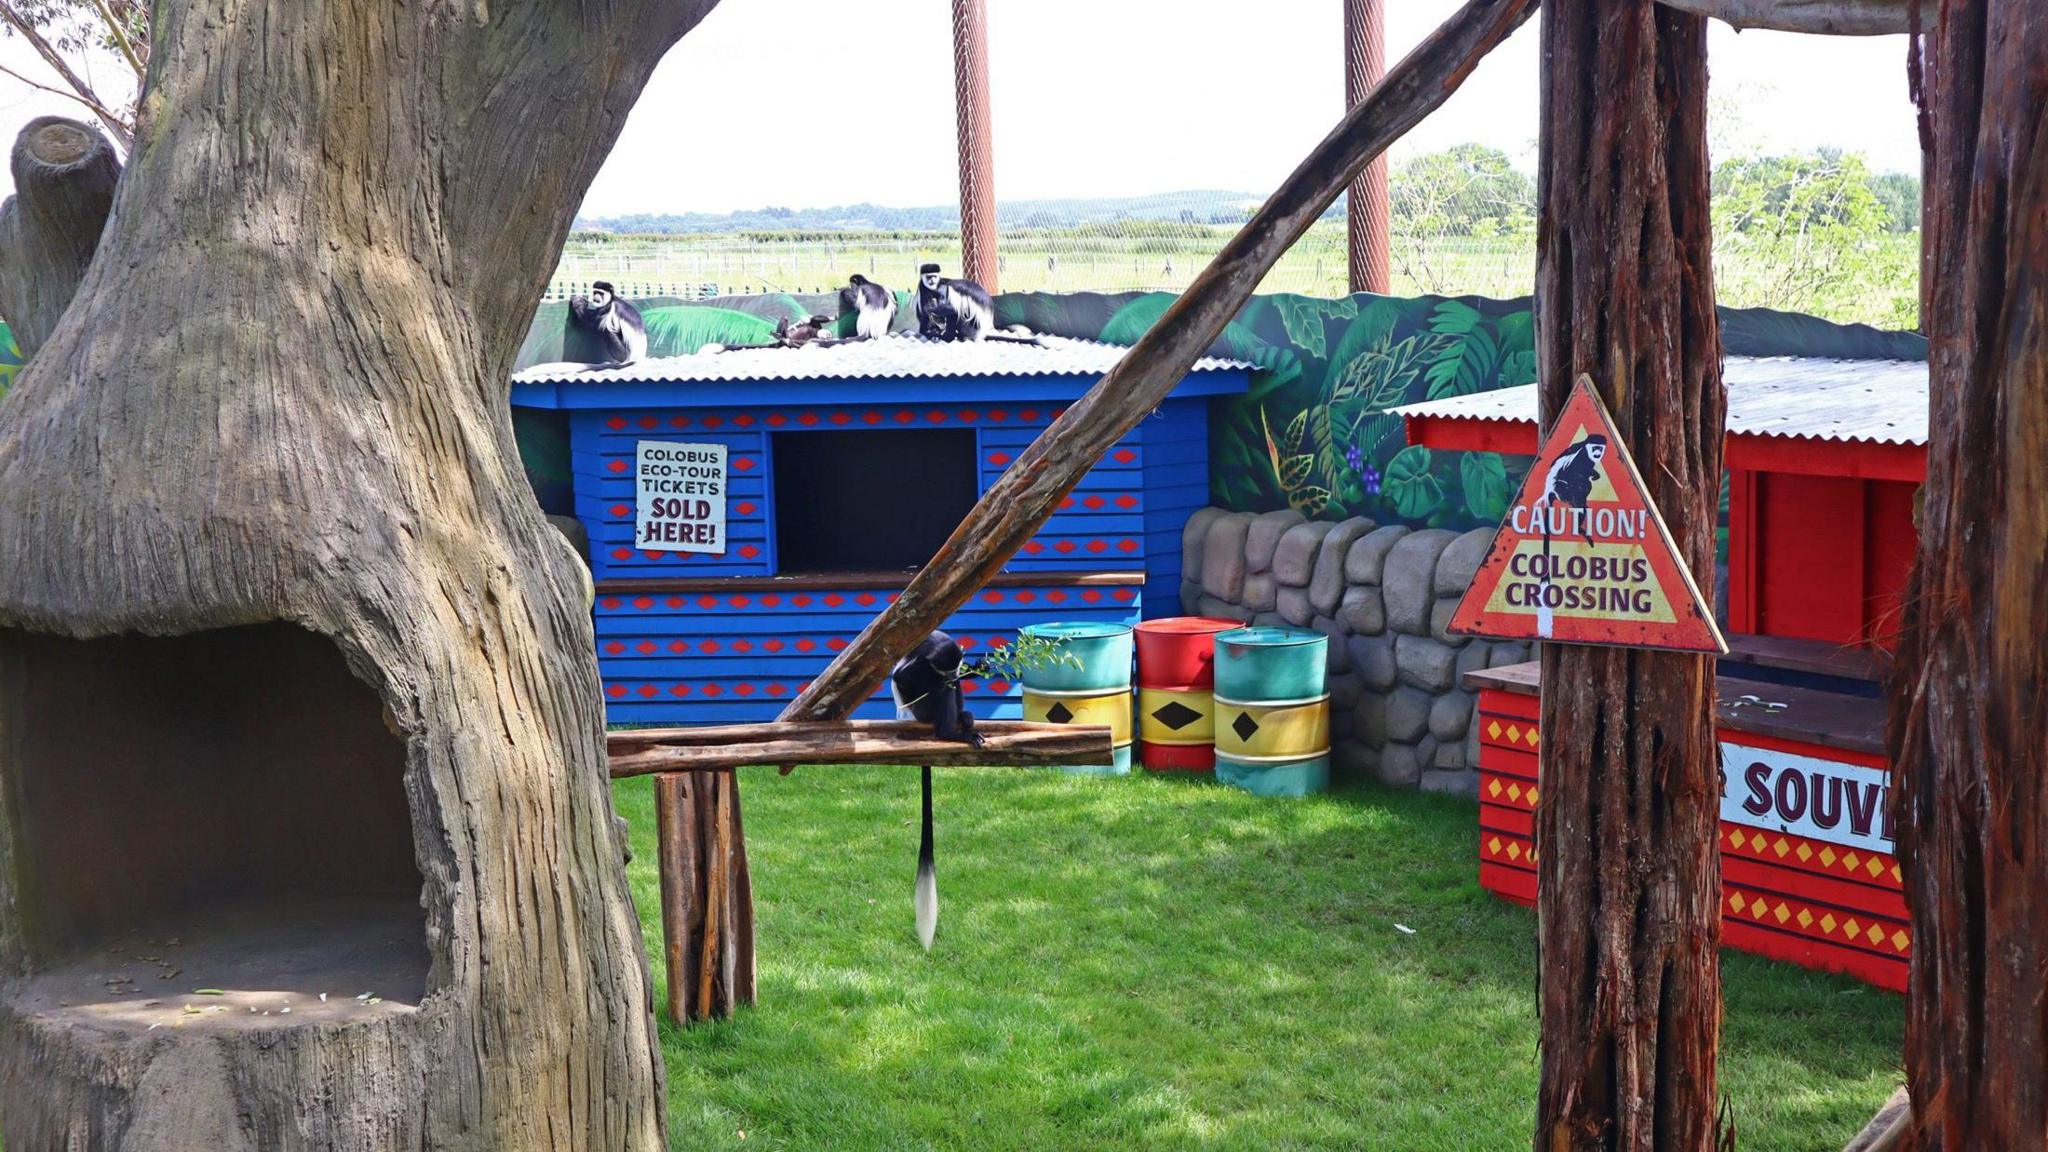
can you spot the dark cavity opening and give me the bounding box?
[0,624,427,1018]
[772,427,979,573]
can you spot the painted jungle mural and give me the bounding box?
[512,289,1538,531]
[995,291,1536,531]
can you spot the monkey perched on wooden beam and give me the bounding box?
[889,631,983,950]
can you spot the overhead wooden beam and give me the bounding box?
[1655,0,1908,34]
[608,721,1114,778]
[780,0,1538,724]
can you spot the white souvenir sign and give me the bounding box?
[1720,740,1894,855]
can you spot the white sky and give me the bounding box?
[0,2,1922,216]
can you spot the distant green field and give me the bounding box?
[552,224,1920,330]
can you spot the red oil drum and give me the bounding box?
[1134,617,1241,772]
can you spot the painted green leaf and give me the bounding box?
[1279,453,1316,489]
[1500,348,1538,388]
[1288,485,1333,518]
[1317,297,1411,400]
[1274,294,1356,361]
[1460,451,1512,523]
[1495,309,1535,357]
[1283,409,1310,454]
[1428,298,1485,336]
[1424,325,1499,400]
[1383,445,1444,520]
[640,306,781,356]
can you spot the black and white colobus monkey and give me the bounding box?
[915,263,997,341]
[565,280,648,365]
[890,630,984,950]
[840,274,897,340]
[1531,434,1608,637]
[1540,434,1608,514]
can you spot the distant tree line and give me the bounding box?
[579,147,1918,241]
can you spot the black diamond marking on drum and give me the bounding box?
[1152,701,1203,731]
[1232,712,1260,742]
[1045,701,1075,724]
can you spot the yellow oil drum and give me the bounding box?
[1022,687,1133,775]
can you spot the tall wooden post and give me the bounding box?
[1344,0,1391,295]
[1889,2,2048,1146]
[1531,1,1726,1149]
[952,0,999,292]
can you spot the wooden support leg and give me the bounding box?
[654,771,756,1025]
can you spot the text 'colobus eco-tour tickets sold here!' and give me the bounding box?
[635,440,727,553]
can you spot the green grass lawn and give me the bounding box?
[617,768,1903,1151]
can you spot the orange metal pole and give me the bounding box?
[1345,0,1391,295]
[952,0,999,292]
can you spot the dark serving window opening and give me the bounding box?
[773,428,980,573]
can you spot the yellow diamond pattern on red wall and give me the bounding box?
[1730,892,1747,913]
[1487,721,1503,741]
[1821,913,1838,934]
[1891,930,1908,952]
[1796,908,1813,929]
[1796,843,1813,862]
[1487,778,1503,799]
[1820,846,1838,867]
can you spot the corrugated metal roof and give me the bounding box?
[512,335,1255,385]
[1391,356,1928,447]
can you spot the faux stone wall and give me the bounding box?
[1177,508,1531,798]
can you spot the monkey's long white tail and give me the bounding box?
[915,766,938,951]
[1535,498,1555,639]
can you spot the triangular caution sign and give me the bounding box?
[1448,375,1727,654]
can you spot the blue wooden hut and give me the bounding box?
[511,336,1253,725]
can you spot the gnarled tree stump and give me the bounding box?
[0,116,119,359]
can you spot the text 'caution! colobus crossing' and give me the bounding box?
[635,441,727,553]
[1448,376,1726,655]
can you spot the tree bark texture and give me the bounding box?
[1888,3,2048,1147]
[0,116,118,359]
[1532,2,1726,1150]
[0,1,720,1148]
[1654,0,1907,34]
[654,773,754,1025]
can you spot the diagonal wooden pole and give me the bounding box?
[780,0,1538,724]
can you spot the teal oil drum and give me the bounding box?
[1019,621,1135,775]
[1212,626,1331,797]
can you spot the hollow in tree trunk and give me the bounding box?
[1889,2,2048,1147]
[0,1,721,1148]
[1531,1,1726,1149]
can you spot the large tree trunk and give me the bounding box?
[0,2,718,1148]
[1531,1,1726,1149]
[1889,2,2048,1147]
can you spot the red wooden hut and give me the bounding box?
[1398,356,1926,991]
